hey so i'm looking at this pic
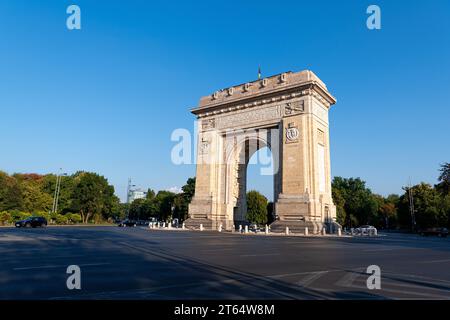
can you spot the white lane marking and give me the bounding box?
[420,259,450,264]
[335,268,365,287]
[268,269,341,279]
[13,262,110,271]
[363,248,396,252]
[297,271,328,287]
[239,253,280,257]
[199,248,236,253]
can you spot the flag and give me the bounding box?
[258,66,261,79]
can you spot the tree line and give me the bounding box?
[1,163,449,230]
[332,163,450,230]
[245,163,450,231]
[126,178,195,222]
[0,171,121,225]
[0,170,197,226]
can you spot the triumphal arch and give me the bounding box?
[185,70,339,234]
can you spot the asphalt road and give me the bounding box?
[0,226,449,300]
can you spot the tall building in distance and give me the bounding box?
[126,178,148,204]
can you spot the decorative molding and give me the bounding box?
[200,138,210,154]
[261,78,268,87]
[216,104,282,130]
[202,118,216,130]
[197,90,307,118]
[193,71,336,116]
[317,129,325,146]
[284,100,305,116]
[285,122,299,143]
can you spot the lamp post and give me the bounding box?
[52,169,67,214]
[408,178,417,232]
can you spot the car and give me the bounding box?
[354,225,377,235]
[118,219,137,227]
[15,216,47,228]
[419,227,448,237]
[249,224,262,233]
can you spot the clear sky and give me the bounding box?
[1,0,449,202]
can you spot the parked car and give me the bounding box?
[354,225,377,235]
[419,227,448,237]
[118,219,137,227]
[249,224,262,233]
[136,220,149,226]
[15,216,47,228]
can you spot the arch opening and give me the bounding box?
[226,131,279,228]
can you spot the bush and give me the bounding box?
[54,213,68,225]
[67,213,82,224]
[246,190,268,225]
[10,210,32,222]
[33,211,51,222]
[0,211,12,225]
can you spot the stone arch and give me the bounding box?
[186,70,340,234]
[224,131,273,226]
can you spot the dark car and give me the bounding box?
[15,216,47,228]
[118,219,136,227]
[419,227,448,237]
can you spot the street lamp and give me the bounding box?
[52,170,67,214]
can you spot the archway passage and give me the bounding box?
[228,131,278,228]
[243,146,275,227]
[185,70,340,234]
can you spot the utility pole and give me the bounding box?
[51,175,59,213]
[52,169,62,213]
[52,169,67,214]
[408,177,416,232]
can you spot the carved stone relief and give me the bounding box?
[285,122,299,143]
[284,100,304,116]
[202,118,215,130]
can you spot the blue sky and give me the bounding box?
[0,0,449,202]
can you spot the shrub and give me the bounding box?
[0,211,12,225]
[54,213,68,225]
[10,210,32,222]
[67,213,82,224]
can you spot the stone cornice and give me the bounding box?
[191,70,336,118]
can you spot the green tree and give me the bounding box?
[154,190,176,221]
[436,162,450,195]
[128,198,145,220]
[146,189,156,200]
[70,172,118,223]
[13,173,53,213]
[0,171,23,211]
[379,202,397,229]
[398,183,441,229]
[246,190,268,225]
[173,177,196,221]
[331,177,378,227]
[332,187,346,226]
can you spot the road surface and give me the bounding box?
[0,226,449,299]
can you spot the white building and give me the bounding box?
[127,189,147,203]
